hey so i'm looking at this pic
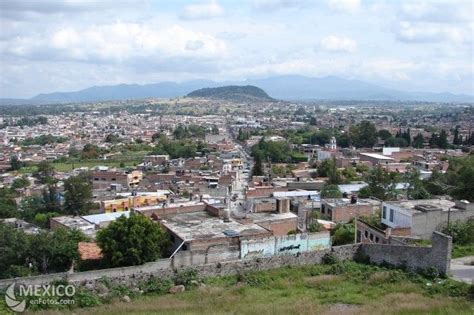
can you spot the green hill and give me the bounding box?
[186,85,273,101]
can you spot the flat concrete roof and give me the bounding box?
[323,198,381,207]
[82,211,130,225]
[247,211,298,223]
[161,211,268,241]
[273,191,319,198]
[360,153,394,160]
[384,199,456,213]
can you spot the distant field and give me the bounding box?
[16,151,147,173]
[32,262,473,315]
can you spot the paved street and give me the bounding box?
[450,256,474,284]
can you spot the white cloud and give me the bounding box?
[179,1,224,20]
[319,35,357,53]
[4,23,227,63]
[395,21,472,45]
[392,1,473,46]
[327,0,360,13]
[252,0,304,11]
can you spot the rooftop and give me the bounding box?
[161,211,268,241]
[360,153,394,160]
[78,242,103,261]
[82,211,130,225]
[323,198,381,207]
[246,211,298,223]
[273,190,319,198]
[385,199,457,213]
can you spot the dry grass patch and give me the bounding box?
[304,275,342,287]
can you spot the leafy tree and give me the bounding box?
[151,135,201,159]
[331,223,355,246]
[97,213,170,267]
[0,224,86,278]
[377,129,392,140]
[0,223,31,278]
[21,134,67,146]
[449,156,474,202]
[453,126,460,145]
[349,121,377,148]
[429,130,449,149]
[9,155,23,171]
[413,133,424,148]
[317,158,342,184]
[442,218,474,245]
[43,184,61,213]
[358,166,398,201]
[342,167,359,182]
[105,133,121,143]
[81,143,101,159]
[437,130,448,149]
[404,168,430,200]
[355,163,369,174]
[320,184,343,198]
[10,176,30,189]
[29,228,87,273]
[251,138,291,163]
[402,128,411,146]
[0,188,18,218]
[64,173,93,215]
[19,196,46,221]
[252,154,264,176]
[385,136,408,147]
[35,161,55,184]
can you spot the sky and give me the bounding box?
[0,0,473,98]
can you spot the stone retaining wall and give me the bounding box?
[0,232,452,289]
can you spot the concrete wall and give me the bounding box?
[412,209,474,239]
[359,231,452,275]
[240,232,331,259]
[0,233,452,289]
[0,244,359,290]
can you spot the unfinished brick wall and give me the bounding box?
[256,218,298,236]
[359,231,452,275]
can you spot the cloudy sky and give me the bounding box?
[0,0,473,98]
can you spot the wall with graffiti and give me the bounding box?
[240,232,331,259]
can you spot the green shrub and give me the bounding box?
[141,277,173,295]
[322,253,339,265]
[419,267,439,280]
[74,289,102,308]
[442,219,474,245]
[308,222,322,232]
[174,268,198,286]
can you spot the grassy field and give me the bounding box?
[26,261,473,315]
[453,244,474,259]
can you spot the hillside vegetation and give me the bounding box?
[26,261,473,315]
[187,85,273,101]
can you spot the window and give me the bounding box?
[364,230,368,238]
[375,236,380,243]
[390,209,394,222]
[369,233,374,241]
[382,206,387,219]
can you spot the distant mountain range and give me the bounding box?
[187,85,272,101]
[1,75,473,105]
